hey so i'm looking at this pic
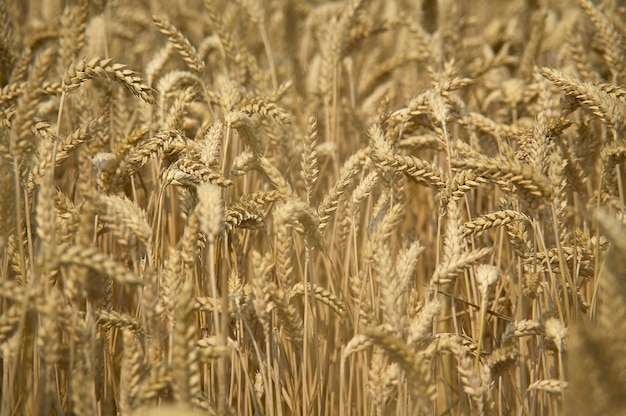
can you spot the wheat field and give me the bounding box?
[1,0,625,415]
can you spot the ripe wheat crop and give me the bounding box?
[1,0,626,415]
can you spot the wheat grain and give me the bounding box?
[454,150,554,204]
[540,67,624,129]
[163,86,197,130]
[10,48,54,161]
[579,0,625,77]
[463,210,527,238]
[370,124,447,189]
[456,346,486,416]
[90,191,153,249]
[318,147,368,233]
[0,303,23,345]
[239,96,292,125]
[432,248,493,285]
[0,1,15,81]
[363,326,435,410]
[290,282,346,317]
[120,330,144,414]
[58,2,87,73]
[407,296,441,347]
[528,379,568,393]
[63,57,156,106]
[486,344,519,380]
[203,0,242,73]
[162,158,233,188]
[54,245,142,285]
[153,15,205,73]
[171,279,201,405]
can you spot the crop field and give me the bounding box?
[1,0,625,415]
